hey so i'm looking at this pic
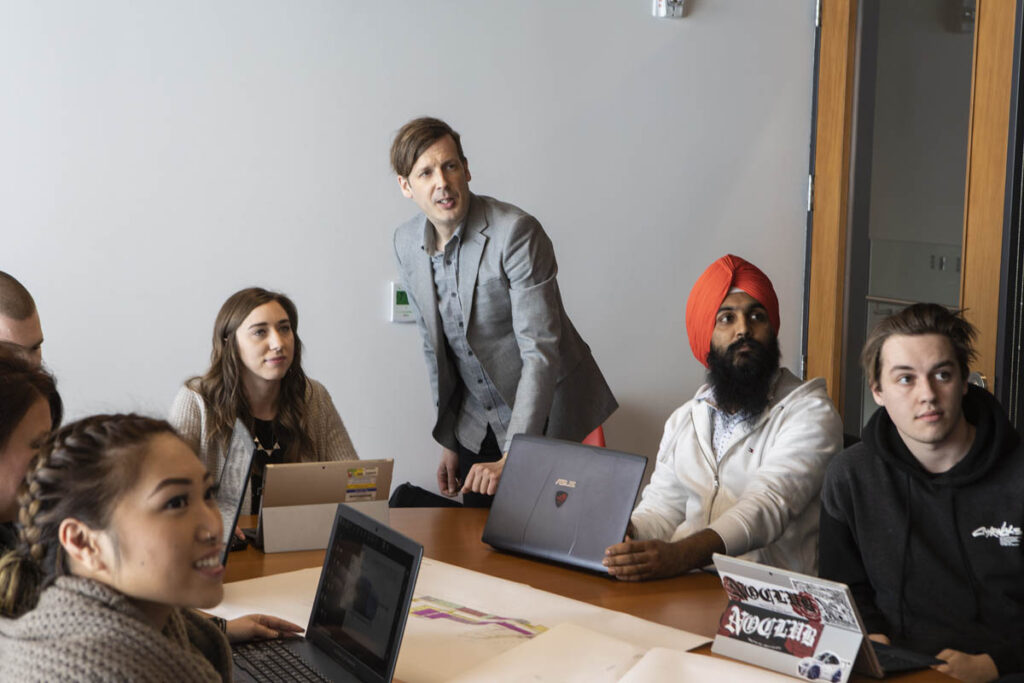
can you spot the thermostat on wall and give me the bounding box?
[390,281,415,323]
[652,0,685,18]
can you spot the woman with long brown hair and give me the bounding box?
[169,287,357,532]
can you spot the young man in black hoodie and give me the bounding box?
[820,304,1024,683]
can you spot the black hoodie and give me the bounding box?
[820,386,1024,675]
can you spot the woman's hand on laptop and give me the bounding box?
[226,614,305,644]
[461,453,507,496]
[867,633,891,645]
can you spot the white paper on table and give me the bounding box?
[396,559,710,683]
[619,648,798,682]
[448,622,647,683]
[208,558,710,683]
[208,567,321,628]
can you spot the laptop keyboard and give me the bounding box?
[233,640,331,682]
[872,641,941,672]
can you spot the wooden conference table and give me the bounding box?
[226,508,950,682]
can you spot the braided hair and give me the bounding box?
[0,414,176,617]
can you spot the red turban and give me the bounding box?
[685,254,780,367]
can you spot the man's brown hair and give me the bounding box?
[390,117,466,178]
[0,271,36,320]
[860,303,977,389]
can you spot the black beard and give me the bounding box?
[706,335,781,416]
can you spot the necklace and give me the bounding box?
[252,421,281,456]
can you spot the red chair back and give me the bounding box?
[582,426,606,447]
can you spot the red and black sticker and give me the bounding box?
[717,600,822,659]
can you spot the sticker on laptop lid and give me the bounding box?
[347,467,378,478]
[788,579,859,633]
[718,577,823,658]
[712,570,860,683]
[345,467,379,501]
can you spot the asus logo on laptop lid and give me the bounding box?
[555,478,576,507]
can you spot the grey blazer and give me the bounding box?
[393,193,617,452]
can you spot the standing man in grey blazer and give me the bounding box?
[391,117,617,506]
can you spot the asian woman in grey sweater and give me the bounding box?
[0,414,301,682]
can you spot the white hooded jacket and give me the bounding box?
[630,368,842,574]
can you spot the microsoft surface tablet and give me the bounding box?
[712,554,941,681]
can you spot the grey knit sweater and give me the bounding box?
[169,378,358,518]
[0,576,231,682]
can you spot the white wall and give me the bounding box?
[1,1,816,493]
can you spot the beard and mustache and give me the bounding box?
[705,335,781,416]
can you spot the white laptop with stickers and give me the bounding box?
[711,554,940,681]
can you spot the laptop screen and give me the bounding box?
[305,511,418,679]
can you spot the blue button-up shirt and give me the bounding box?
[424,224,512,454]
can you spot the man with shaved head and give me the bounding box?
[604,254,842,580]
[0,272,43,367]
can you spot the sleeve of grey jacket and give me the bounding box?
[502,216,562,452]
[394,230,441,407]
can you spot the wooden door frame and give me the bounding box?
[805,0,857,403]
[997,0,1024,425]
[805,0,1017,409]
[961,0,1017,391]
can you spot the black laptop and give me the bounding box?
[218,435,257,566]
[232,503,423,682]
[481,434,647,573]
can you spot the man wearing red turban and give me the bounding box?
[604,255,842,580]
